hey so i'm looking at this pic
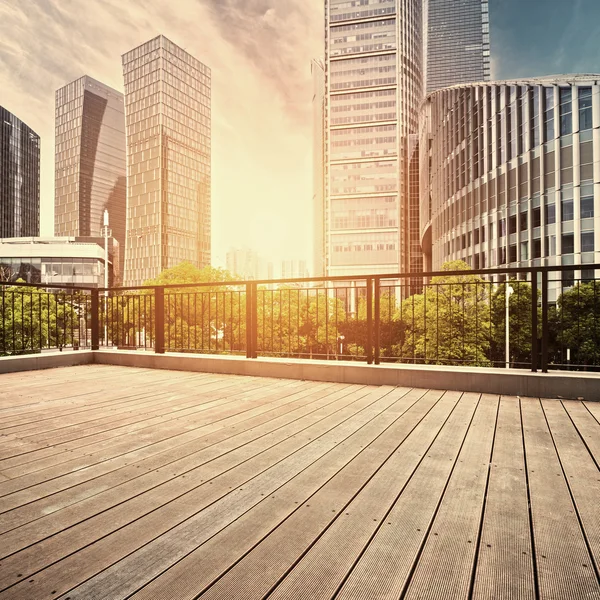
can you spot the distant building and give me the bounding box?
[0,106,40,238]
[420,75,600,299]
[426,0,491,94]
[0,237,116,288]
[122,35,211,286]
[281,259,309,280]
[226,247,273,280]
[312,59,326,278]
[54,76,126,277]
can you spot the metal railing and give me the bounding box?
[1,263,599,372]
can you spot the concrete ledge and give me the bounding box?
[0,351,94,374]
[93,351,600,401]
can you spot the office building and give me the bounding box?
[54,76,126,277]
[420,76,600,298]
[0,106,40,238]
[323,0,423,278]
[425,0,491,94]
[281,259,309,280]
[0,237,116,287]
[122,35,211,286]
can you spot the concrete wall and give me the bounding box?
[1,349,598,401]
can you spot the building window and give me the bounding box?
[579,87,593,131]
[559,87,572,136]
[561,198,574,222]
[562,233,574,254]
[544,87,555,142]
[509,214,517,235]
[498,247,506,265]
[520,241,529,261]
[509,244,517,263]
[532,207,541,228]
[520,211,528,231]
[533,239,542,259]
[581,231,595,252]
[581,195,594,219]
[498,219,506,238]
[544,202,556,225]
[530,87,540,148]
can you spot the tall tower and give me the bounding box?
[426,0,491,93]
[324,0,423,277]
[0,106,40,238]
[55,76,126,276]
[122,35,211,286]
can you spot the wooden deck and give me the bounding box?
[0,365,598,600]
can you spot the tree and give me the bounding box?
[0,283,78,356]
[397,261,492,366]
[550,281,600,368]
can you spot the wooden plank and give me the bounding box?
[0,383,395,596]
[0,380,328,500]
[401,394,499,600]
[0,381,331,513]
[264,392,478,600]
[56,386,425,600]
[128,388,438,600]
[335,392,481,600]
[471,397,535,600]
[521,397,600,599]
[564,401,600,466]
[0,382,353,550]
[542,399,600,576]
[192,391,460,600]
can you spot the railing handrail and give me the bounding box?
[2,263,598,293]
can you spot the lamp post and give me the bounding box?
[100,210,112,347]
[505,283,514,368]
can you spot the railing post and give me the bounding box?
[366,277,373,365]
[531,269,538,372]
[155,287,165,354]
[541,270,549,373]
[246,283,253,359]
[91,289,99,351]
[374,277,381,365]
[251,282,258,358]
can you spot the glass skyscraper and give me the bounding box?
[323,0,423,278]
[0,106,40,238]
[426,0,490,94]
[54,76,126,278]
[122,35,211,286]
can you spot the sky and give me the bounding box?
[1,0,600,269]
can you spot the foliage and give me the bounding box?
[550,281,600,367]
[490,280,539,367]
[397,261,492,366]
[0,283,78,355]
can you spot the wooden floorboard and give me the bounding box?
[0,365,597,600]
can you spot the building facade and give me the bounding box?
[420,76,600,295]
[122,35,211,286]
[0,106,40,238]
[0,237,114,288]
[425,0,490,94]
[312,59,326,279]
[323,0,423,278]
[54,76,126,277]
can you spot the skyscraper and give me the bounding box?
[122,35,211,286]
[426,0,491,94]
[54,76,126,277]
[0,106,40,238]
[323,0,423,278]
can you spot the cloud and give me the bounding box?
[0,0,324,266]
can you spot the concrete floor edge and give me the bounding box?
[1,350,598,401]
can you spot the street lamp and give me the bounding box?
[101,210,112,347]
[505,282,514,369]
